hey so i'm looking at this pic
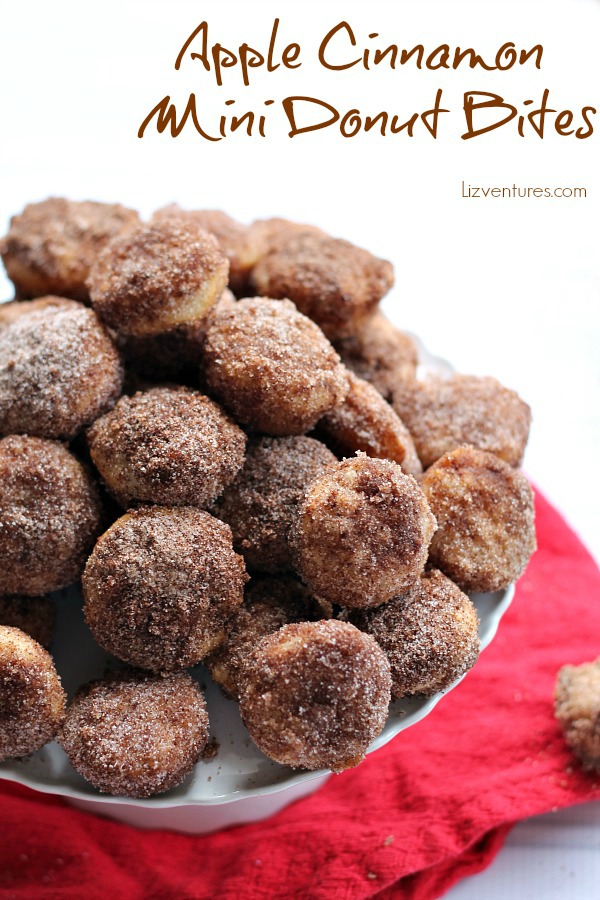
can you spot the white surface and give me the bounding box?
[0,0,598,889]
[447,802,600,900]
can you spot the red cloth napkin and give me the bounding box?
[1,489,599,900]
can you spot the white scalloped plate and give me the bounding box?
[0,331,517,832]
[0,581,515,832]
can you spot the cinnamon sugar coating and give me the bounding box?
[421,446,536,592]
[152,205,251,295]
[0,295,79,329]
[59,671,209,797]
[88,222,229,337]
[250,232,394,339]
[0,596,55,649]
[555,658,600,771]
[350,570,479,698]
[0,198,140,301]
[87,386,246,509]
[392,374,531,468]
[0,436,103,596]
[334,312,418,400]
[0,625,66,760]
[0,303,123,440]
[83,507,247,673]
[206,576,326,700]
[292,455,436,608]
[203,297,349,435]
[240,218,325,275]
[239,620,391,772]
[211,435,336,573]
[317,373,422,477]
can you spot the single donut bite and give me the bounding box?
[0,295,79,329]
[211,435,336,573]
[0,198,140,301]
[59,671,209,797]
[88,222,229,337]
[0,436,103,596]
[240,620,391,771]
[0,303,123,440]
[206,576,327,700]
[250,232,394,339]
[87,386,246,509]
[292,454,436,609]
[239,217,325,274]
[0,626,66,760]
[83,506,247,673]
[555,658,600,771]
[203,297,349,435]
[334,312,418,400]
[421,446,536,593]
[350,570,479,698]
[0,596,56,649]
[393,374,531,468]
[317,373,422,477]
[152,205,251,295]
[119,289,236,384]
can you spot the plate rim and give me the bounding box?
[0,585,515,808]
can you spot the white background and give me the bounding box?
[1,1,599,896]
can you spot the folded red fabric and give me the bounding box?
[1,490,599,900]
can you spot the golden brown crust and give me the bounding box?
[87,386,246,509]
[83,506,248,673]
[152,205,251,295]
[203,297,349,435]
[421,446,536,592]
[0,198,140,301]
[0,625,66,760]
[88,222,229,337]
[350,570,479,698]
[59,671,209,797]
[0,596,55,649]
[0,436,104,595]
[0,295,79,328]
[334,312,418,399]
[555,659,600,771]
[0,303,123,440]
[238,218,325,275]
[292,454,436,608]
[206,576,326,700]
[211,435,336,573]
[317,372,422,477]
[392,374,531,469]
[250,233,394,339]
[239,620,391,771]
